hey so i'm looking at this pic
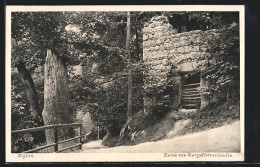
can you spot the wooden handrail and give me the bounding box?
[12,123,81,134]
[56,143,82,153]
[12,123,85,153]
[58,136,81,145]
[23,143,57,153]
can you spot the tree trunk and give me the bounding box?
[134,17,144,110]
[134,17,140,62]
[42,49,73,144]
[15,61,41,117]
[126,12,133,119]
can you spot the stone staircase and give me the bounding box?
[182,83,201,109]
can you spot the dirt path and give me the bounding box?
[79,120,240,153]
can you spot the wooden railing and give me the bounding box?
[12,123,90,153]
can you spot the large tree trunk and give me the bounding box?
[126,12,133,119]
[42,49,73,144]
[15,61,41,117]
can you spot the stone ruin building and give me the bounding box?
[143,16,224,113]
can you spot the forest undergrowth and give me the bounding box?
[109,97,240,147]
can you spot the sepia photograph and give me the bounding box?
[5,5,244,162]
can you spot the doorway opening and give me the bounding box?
[181,72,201,109]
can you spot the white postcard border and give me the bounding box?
[5,5,245,162]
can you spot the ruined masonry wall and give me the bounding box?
[143,16,220,87]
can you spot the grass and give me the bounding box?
[180,98,240,135]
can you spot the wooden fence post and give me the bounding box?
[54,128,58,152]
[97,126,100,140]
[79,124,82,149]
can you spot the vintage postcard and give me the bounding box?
[6,5,245,162]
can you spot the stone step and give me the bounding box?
[182,88,199,91]
[182,94,200,97]
[182,97,201,100]
[183,90,200,94]
[182,102,200,105]
[182,99,200,103]
[182,83,200,87]
[179,109,197,113]
[182,104,199,107]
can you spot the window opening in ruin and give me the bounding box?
[181,72,201,109]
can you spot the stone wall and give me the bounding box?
[143,16,222,112]
[143,16,177,87]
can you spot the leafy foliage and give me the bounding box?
[167,12,239,32]
[201,24,240,98]
[11,72,44,152]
